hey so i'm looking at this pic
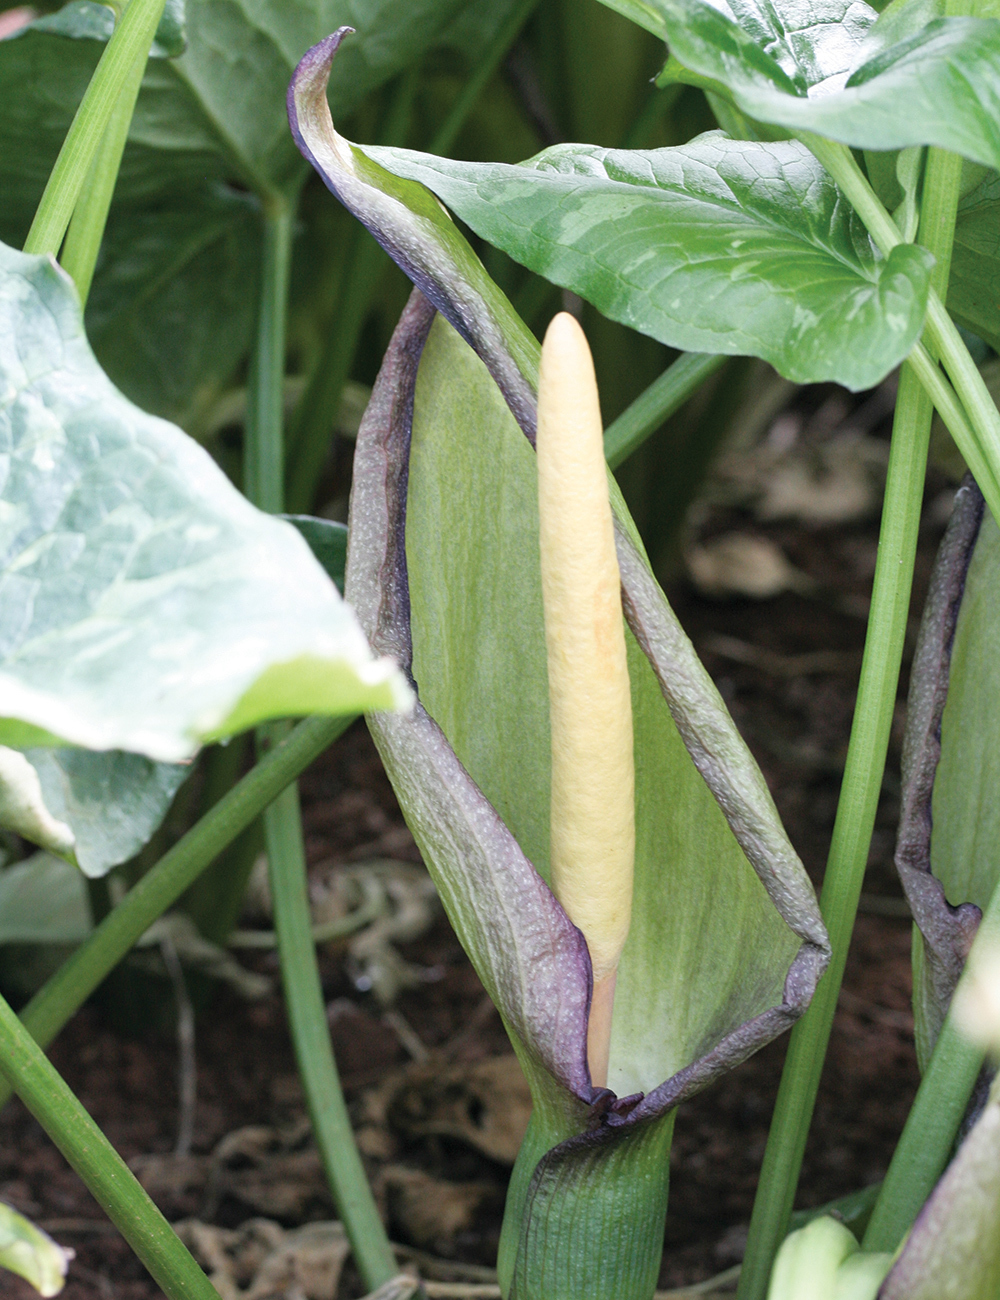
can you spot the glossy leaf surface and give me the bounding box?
[0,241,409,760]
[364,134,933,388]
[644,0,1000,168]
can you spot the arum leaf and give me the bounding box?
[895,479,987,1067]
[31,0,186,58]
[361,134,932,389]
[880,1079,1000,1299]
[641,0,1000,169]
[84,184,260,427]
[0,1202,71,1297]
[283,515,348,592]
[22,749,189,878]
[591,0,668,39]
[0,240,410,761]
[0,854,90,946]
[949,169,1000,356]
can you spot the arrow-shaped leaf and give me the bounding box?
[0,240,410,762]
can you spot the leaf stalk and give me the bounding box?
[0,990,219,1300]
[23,0,167,259]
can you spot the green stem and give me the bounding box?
[245,198,294,512]
[0,714,354,1114]
[0,991,219,1299]
[737,142,963,1300]
[861,903,995,1251]
[59,34,148,305]
[247,207,396,1292]
[428,0,542,157]
[23,0,166,258]
[260,734,397,1289]
[603,352,727,470]
[801,134,1000,516]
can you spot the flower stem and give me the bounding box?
[0,713,354,1115]
[737,140,963,1300]
[23,0,166,259]
[0,992,219,1299]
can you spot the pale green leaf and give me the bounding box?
[364,134,934,389]
[24,748,189,877]
[0,240,410,760]
[0,1202,71,1297]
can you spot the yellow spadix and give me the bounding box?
[537,311,635,1089]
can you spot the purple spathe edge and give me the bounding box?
[895,476,984,1053]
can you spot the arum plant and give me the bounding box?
[292,33,830,1300]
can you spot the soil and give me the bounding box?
[0,399,946,1300]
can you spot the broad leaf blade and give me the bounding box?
[363,135,933,389]
[25,748,189,877]
[0,241,410,760]
[644,0,1000,168]
[0,854,90,946]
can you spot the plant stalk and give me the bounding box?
[246,206,397,1292]
[59,33,149,304]
[0,990,219,1300]
[861,906,995,1251]
[737,142,963,1300]
[23,0,166,258]
[260,740,398,1287]
[603,352,727,470]
[0,713,354,1114]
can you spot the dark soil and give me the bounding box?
[0,435,946,1299]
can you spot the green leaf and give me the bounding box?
[0,854,90,946]
[0,1,470,420]
[642,0,1000,169]
[283,515,347,591]
[0,240,410,760]
[31,0,186,58]
[588,0,667,40]
[363,134,934,389]
[23,749,189,877]
[83,184,261,426]
[949,169,1000,355]
[0,1201,71,1297]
